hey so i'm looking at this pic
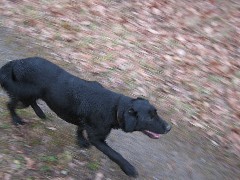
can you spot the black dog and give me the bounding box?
[0,57,171,177]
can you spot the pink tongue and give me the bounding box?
[143,130,161,139]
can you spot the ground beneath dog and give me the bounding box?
[0,28,239,180]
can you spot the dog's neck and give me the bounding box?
[116,109,121,126]
[113,95,123,129]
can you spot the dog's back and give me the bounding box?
[0,57,64,98]
[1,57,63,84]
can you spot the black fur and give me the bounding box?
[0,57,171,177]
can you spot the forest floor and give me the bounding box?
[0,0,239,179]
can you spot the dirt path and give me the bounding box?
[0,27,239,180]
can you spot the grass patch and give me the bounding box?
[0,123,11,129]
[87,161,99,171]
[16,109,35,118]
[166,107,177,115]
[167,38,180,48]
[28,137,43,146]
[54,33,63,41]
[40,165,52,172]
[88,22,98,30]
[58,150,73,163]
[30,121,45,129]
[82,37,95,45]
[177,101,198,117]
[92,54,114,63]
[26,177,36,180]
[235,70,240,78]
[197,86,212,96]
[0,109,10,118]
[40,155,58,164]
[13,159,22,169]
[208,74,224,83]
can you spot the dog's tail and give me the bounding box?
[0,61,15,89]
[0,60,40,97]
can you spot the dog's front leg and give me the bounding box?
[90,139,138,177]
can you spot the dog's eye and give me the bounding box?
[150,109,157,118]
[128,108,135,115]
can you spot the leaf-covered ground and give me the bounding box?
[0,0,239,178]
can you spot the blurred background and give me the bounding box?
[0,0,239,179]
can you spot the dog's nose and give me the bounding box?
[165,124,172,133]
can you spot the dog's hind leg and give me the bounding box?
[31,101,46,119]
[76,126,91,148]
[7,98,25,125]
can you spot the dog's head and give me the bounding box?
[118,97,171,138]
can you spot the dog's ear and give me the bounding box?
[117,98,138,132]
[122,107,138,132]
[117,108,138,132]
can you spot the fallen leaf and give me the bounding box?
[25,157,35,170]
[46,127,57,131]
[3,174,11,180]
[95,172,104,180]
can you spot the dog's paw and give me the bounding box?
[122,163,139,177]
[13,117,26,125]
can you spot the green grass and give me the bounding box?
[54,33,63,41]
[197,86,212,96]
[125,78,136,89]
[40,165,52,172]
[208,74,224,83]
[13,159,22,169]
[166,107,177,115]
[30,121,45,129]
[177,100,198,117]
[87,161,99,171]
[28,137,43,146]
[235,70,240,78]
[0,123,11,129]
[40,155,58,163]
[58,150,73,165]
[167,38,180,48]
[26,177,36,180]
[16,109,35,117]
[12,155,26,169]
